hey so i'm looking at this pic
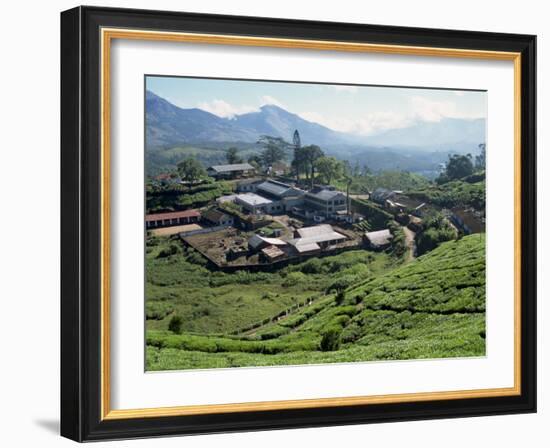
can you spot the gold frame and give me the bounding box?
[100,28,522,421]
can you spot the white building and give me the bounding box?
[288,224,347,253]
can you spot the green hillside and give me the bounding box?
[146,234,486,370]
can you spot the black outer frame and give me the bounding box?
[60,6,537,442]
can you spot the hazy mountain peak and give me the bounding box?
[145,90,485,152]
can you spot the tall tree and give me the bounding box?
[177,157,206,182]
[475,143,486,170]
[226,147,242,164]
[315,156,344,185]
[247,155,262,172]
[257,135,291,167]
[444,153,474,181]
[302,145,324,188]
[291,146,309,181]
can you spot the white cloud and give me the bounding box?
[409,96,459,122]
[197,99,258,118]
[299,110,413,136]
[410,95,481,122]
[259,95,286,108]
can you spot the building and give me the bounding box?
[288,224,347,253]
[236,179,262,192]
[256,180,305,212]
[145,209,200,229]
[235,179,307,215]
[370,188,396,205]
[304,186,347,217]
[260,245,286,262]
[206,163,255,179]
[235,193,275,214]
[248,234,287,251]
[449,207,485,234]
[216,194,239,204]
[364,229,394,250]
[202,208,234,227]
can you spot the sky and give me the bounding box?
[146,76,487,137]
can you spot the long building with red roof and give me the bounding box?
[145,209,201,229]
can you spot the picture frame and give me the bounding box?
[60,5,536,442]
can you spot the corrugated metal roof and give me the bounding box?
[297,224,334,238]
[202,209,231,222]
[306,188,345,202]
[208,163,254,172]
[257,180,290,197]
[248,234,287,250]
[365,229,393,246]
[261,245,285,259]
[287,240,321,253]
[236,193,273,206]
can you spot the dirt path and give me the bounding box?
[402,226,416,262]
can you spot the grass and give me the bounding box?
[145,236,395,335]
[145,234,486,370]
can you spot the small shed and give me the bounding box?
[202,209,234,227]
[260,245,286,262]
[364,229,394,250]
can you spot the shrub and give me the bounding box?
[168,315,183,334]
[145,301,174,320]
[283,271,307,287]
[300,258,323,274]
[320,327,342,352]
[327,275,357,293]
[157,243,181,258]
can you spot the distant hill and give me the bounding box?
[146,90,485,151]
[231,104,350,146]
[361,117,486,152]
[145,90,258,149]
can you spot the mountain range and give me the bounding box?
[145,90,486,153]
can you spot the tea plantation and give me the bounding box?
[146,234,486,370]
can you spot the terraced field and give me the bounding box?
[146,234,486,370]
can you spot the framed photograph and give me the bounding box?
[60,6,536,442]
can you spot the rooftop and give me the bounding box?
[208,163,255,173]
[145,209,200,222]
[257,180,304,198]
[306,188,345,202]
[248,234,287,250]
[291,225,347,247]
[236,193,273,207]
[297,224,335,238]
[202,208,231,222]
[371,188,395,202]
[261,245,286,259]
[451,207,485,233]
[288,241,320,253]
[365,229,393,246]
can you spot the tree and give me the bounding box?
[257,135,291,167]
[177,157,207,182]
[302,145,324,187]
[475,143,486,170]
[314,156,344,185]
[353,160,361,177]
[320,327,342,351]
[291,146,309,181]
[247,155,261,172]
[226,147,242,164]
[168,315,183,334]
[261,144,286,166]
[443,153,474,181]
